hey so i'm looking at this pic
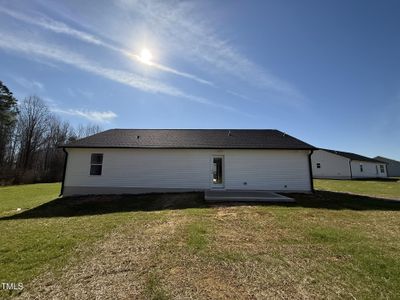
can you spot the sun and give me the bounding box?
[139,48,153,64]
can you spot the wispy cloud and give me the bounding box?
[1,3,303,103]
[0,33,235,112]
[124,51,214,86]
[116,0,304,99]
[13,76,44,90]
[51,108,117,123]
[67,88,94,99]
[226,90,253,102]
[43,96,57,105]
[0,6,213,86]
[0,6,103,45]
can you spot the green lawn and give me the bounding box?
[0,183,61,217]
[315,178,400,200]
[1,181,400,299]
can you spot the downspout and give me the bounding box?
[307,150,314,193]
[348,159,353,179]
[59,148,68,197]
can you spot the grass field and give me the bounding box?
[1,180,400,299]
[315,178,400,200]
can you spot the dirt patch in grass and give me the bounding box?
[18,212,184,299]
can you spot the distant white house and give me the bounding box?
[312,149,387,179]
[374,156,400,177]
[60,129,316,196]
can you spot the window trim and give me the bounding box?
[90,153,103,176]
[316,162,321,169]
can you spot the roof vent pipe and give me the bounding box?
[228,130,232,136]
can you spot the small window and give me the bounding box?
[360,164,363,172]
[90,153,103,175]
[316,163,321,169]
[380,165,385,173]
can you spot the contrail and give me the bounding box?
[0,6,214,86]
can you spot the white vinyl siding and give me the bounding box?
[350,160,387,178]
[64,148,311,194]
[311,150,351,179]
[65,148,210,189]
[311,150,388,179]
[225,150,310,191]
[375,157,400,177]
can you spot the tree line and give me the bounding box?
[0,81,101,185]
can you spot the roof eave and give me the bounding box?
[61,145,316,150]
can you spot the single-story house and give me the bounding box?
[311,149,387,179]
[374,156,400,177]
[60,129,316,196]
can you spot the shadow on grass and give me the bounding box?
[1,191,400,220]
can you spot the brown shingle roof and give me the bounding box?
[63,129,315,150]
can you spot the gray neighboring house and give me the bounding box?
[312,149,388,179]
[60,129,316,196]
[374,156,400,177]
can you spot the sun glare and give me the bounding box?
[139,48,153,64]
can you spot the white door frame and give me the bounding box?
[211,155,225,189]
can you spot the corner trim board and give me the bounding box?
[60,148,68,196]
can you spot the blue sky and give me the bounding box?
[0,0,399,159]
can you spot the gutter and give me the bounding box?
[307,150,314,193]
[59,148,68,197]
[61,145,316,150]
[349,159,353,179]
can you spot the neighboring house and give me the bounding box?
[312,149,387,179]
[60,129,316,196]
[374,156,400,177]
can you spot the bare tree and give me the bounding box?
[0,87,106,184]
[39,116,72,181]
[16,96,50,171]
[74,123,102,139]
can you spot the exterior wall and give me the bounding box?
[375,157,400,177]
[63,148,312,196]
[386,162,400,177]
[311,150,388,179]
[224,150,310,191]
[311,150,351,179]
[350,160,387,178]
